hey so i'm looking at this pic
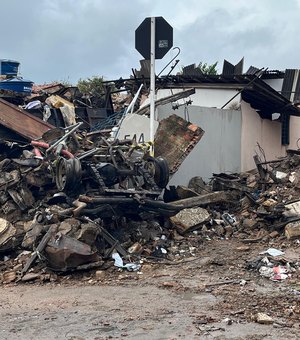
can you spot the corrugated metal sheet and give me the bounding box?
[281,69,295,100]
[222,58,244,75]
[294,72,300,102]
[182,64,203,76]
[222,59,235,76]
[0,98,54,140]
[245,66,260,75]
[281,113,290,145]
[235,58,244,75]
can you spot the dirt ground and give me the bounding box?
[1,238,299,340]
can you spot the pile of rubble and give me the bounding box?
[0,118,184,282]
[1,79,121,133]
[168,150,300,241]
[0,75,300,284]
[1,121,300,284]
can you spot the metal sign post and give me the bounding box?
[135,16,173,156]
[150,17,155,156]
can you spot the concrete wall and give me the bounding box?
[240,101,286,172]
[157,105,242,185]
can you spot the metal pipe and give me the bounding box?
[31,140,74,158]
[114,83,143,139]
[46,122,83,153]
[127,83,144,114]
[149,16,156,156]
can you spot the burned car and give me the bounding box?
[27,123,179,219]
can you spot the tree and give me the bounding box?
[77,76,105,97]
[196,61,218,75]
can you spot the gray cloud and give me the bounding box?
[1,0,300,84]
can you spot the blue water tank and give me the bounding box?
[0,77,33,94]
[0,59,20,76]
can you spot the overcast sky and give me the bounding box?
[1,0,300,85]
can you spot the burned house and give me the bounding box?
[126,59,300,185]
[1,56,300,280]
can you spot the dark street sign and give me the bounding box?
[135,17,173,60]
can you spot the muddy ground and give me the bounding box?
[0,237,299,340]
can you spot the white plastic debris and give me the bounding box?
[112,252,141,272]
[275,171,288,179]
[260,248,285,257]
[259,266,274,278]
[112,252,124,267]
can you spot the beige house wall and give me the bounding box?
[288,115,300,150]
[240,101,286,172]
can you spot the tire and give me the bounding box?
[146,156,170,188]
[55,157,82,192]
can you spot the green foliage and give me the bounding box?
[196,61,218,75]
[77,76,105,96]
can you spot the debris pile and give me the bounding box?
[1,75,300,285]
[1,80,117,132]
[0,137,298,283]
[246,247,297,281]
[2,124,300,283]
[166,150,300,244]
[0,115,187,282]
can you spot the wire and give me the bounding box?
[255,142,267,163]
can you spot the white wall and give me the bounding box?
[116,113,158,142]
[157,105,242,185]
[144,87,242,110]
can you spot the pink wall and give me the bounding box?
[240,101,286,172]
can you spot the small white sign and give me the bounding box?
[158,40,168,48]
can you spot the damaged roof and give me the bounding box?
[156,74,300,118]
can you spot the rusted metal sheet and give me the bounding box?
[0,98,54,140]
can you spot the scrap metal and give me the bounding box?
[0,98,53,140]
